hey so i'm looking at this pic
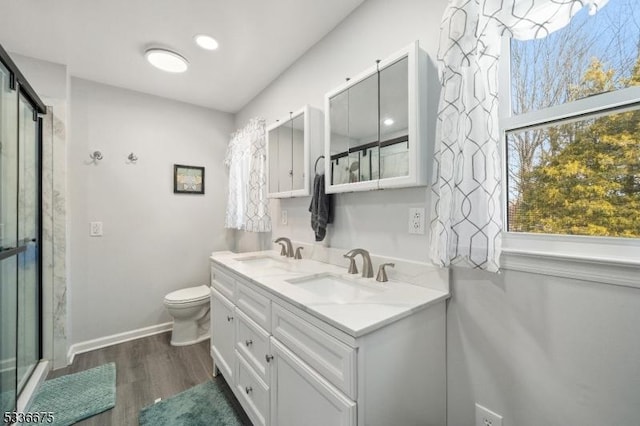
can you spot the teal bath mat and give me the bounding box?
[139,380,244,426]
[29,363,116,425]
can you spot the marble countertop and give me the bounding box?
[210,250,449,338]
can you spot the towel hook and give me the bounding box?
[89,150,103,161]
[127,152,138,162]
[314,155,325,175]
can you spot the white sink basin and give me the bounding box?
[286,273,384,304]
[233,254,299,273]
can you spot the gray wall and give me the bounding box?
[68,78,234,344]
[235,0,640,424]
[235,0,443,260]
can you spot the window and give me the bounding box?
[503,0,640,239]
[500,0,640,282]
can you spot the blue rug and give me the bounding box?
[29,363,116,426]
[139,380,244,426]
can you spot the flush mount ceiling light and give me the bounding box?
[383,118,394,126]
[145,48,189,73]
[194,34,219,50]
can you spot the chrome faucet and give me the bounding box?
[274,237,294,258]
[344,248,373,278]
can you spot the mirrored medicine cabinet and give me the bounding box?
[267,105,322,198]
[324,41,428,193]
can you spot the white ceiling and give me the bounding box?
[0,0,365,113]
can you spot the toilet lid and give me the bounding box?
[164,285,210,304]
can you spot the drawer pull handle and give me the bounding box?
[226,316,234,322]
[245,386,252,394]
[245,339,253,347]
[265,354,274,363]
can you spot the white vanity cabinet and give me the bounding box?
[210,260,446,426]
[266,105,322,198]
[325,41,429,193]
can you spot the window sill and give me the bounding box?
[501,233,640,289]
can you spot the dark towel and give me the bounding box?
[309,174,333,241]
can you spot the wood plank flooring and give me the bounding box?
[47,332,252,425]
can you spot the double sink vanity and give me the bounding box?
[209,242,449,426]
[214,39,445,426]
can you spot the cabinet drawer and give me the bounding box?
[271,303,356,399]
[236,351,270,426]
[236,308,270,383]
[211,265,235,300]
[236,280,271,331]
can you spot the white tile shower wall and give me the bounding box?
[41,100,69,369]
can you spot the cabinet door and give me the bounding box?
[267,127,280,195]
[379,56,409,180]
[211,288,236,383]
[270,338,356,426]
[347,73,379,184]
[277,123,293,193]
[290,113,306,193]
[327,71,379,192]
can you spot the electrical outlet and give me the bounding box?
[408,207,425,234]
[281,210,288,225]
[90,221,103,237]
[475,403,503,426]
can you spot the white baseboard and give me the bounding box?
[67,322,173,365]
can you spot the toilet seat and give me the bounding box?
[164,285,210,305]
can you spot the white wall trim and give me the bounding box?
[501,249,640,289]
[66,322,173,365]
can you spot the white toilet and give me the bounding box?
[164,285,211,346]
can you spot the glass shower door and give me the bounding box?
[16,95,40,393]
[0,59,19,413]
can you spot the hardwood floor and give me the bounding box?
[47,332,251,425]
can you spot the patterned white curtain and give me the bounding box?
[224,118,272,232]
[430,0,609,272]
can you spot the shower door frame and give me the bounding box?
[0,43,46,413]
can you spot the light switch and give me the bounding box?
[90,221,103,237]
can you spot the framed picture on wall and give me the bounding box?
[174,164,205,194]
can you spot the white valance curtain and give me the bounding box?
[224,118,272,233]
[430,0,609,272]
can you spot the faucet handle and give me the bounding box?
[376,263,395,282]
[276,242,287,256]
[294,247,304,259]
[343,254,358,274]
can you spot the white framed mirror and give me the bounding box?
[324,41,428,193]
[266,105,321,198]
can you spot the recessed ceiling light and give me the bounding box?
[145,48,188,73]
[383,118,394,126]
[194,34,219,50]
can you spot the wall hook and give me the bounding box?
[128,152,138,162]
[89,150,103,161]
